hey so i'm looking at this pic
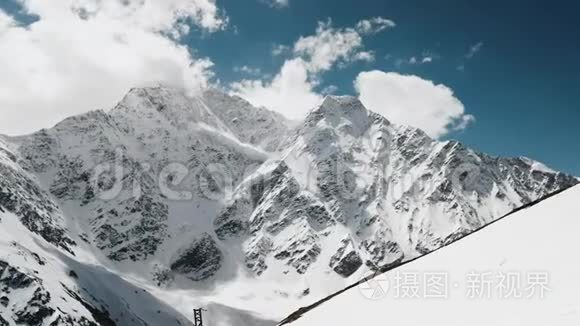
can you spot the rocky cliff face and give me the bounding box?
[0,88,577,325]
[0,209,191,326]
[0,139,76,253]
[214,95,578,282]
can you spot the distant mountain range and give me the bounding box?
[0,87,577,325]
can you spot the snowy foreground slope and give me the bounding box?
[283,185,580,326]
[0,211,193,326]
[0,87,578,325]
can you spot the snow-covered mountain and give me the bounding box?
[216,95,577,282]
[282,184,580,326]
[0,87,577,325]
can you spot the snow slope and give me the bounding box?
[1,87,578,325]
[0,210,193,326]
[282,185,580,326]
[214,95,578,304]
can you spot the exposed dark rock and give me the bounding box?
[333,251,362,277]
[0,162,76,254]
[92,194,168,262]
[0,261,36,290]
[14,288,55,325]
[170,233,222,281]
[329,238,363,277]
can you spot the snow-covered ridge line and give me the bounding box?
[277,184,577,325]
[1,86,577,325]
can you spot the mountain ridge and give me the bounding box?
[281,183,580,326]
[0,86,577,325]
[277,184,577,325]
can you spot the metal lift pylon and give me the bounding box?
[193,308,206,326]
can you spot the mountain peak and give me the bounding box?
[2,85,579,326]
[301,95,389,139]
[114,86,191,112]
[319,95,365,114]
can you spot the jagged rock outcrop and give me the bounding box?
[170,233,223,281]
[213,95,578,279]
[329,237,363,277]
[0,88,577,324]
[0,143,76,254]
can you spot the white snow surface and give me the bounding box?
[286,185,580,326]
[0,211,192,326]
[0,88,577,325]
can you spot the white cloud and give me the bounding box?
[234,65,261,76]
[420,50,439,64]
[0,9,15,30]
[261,0,289,8]
[293,20,366,73]
[398,52,437,66]
[354,71,474,138]
[231,18,394,120]
[321,85,338,95]
[272,44,290,56]
[465,41,484,58]
[454,114,476,131]
[231,58,322,120]
[34,0,227,34]
[353,51,376,63]
[355,17,396,35]
[0,0,226,135]
[457,42,483,72]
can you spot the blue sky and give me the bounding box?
[194,0,579,175]
[1,0,578,175]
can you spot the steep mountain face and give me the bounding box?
[0,140,191,326]
[0,214,197,326]
[215,95,578,283]
[1,88,289,325]
[0,88,577,325]
[0,139,76,254]
[10,87,287,270]
[283,184,580,326]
